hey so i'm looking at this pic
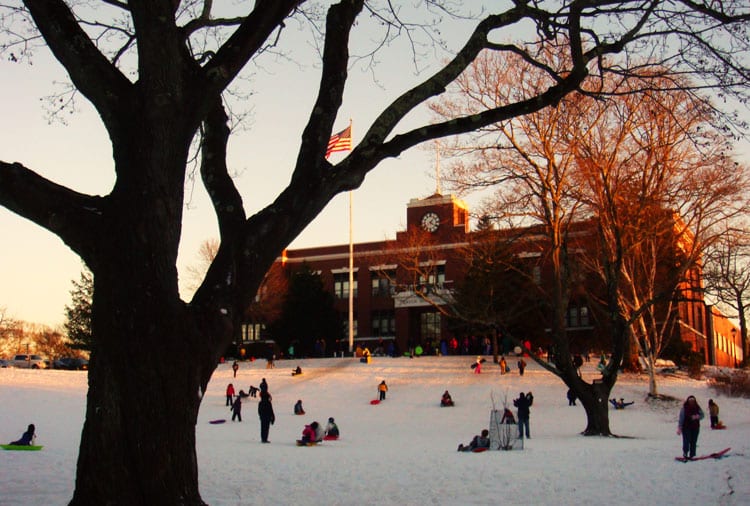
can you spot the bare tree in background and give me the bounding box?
[0,1,748,503]
[703,225,750,365]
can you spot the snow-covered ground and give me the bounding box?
[1,356,748,505]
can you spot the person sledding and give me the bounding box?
[457,429,490,452]
[324,417,340,440]
[294,399,306,415]
[440,390,454,407]
[292,365,302,376]
[298,421,320,445]
[609,398,634,409]
[9,424,36,446]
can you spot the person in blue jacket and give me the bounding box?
[10,423,35,445]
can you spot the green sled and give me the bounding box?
[1,444,43,451]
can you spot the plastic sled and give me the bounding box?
[209,419,226,424]
[323,435,339,441]
[1,444,43,451]
[370,399,380,405]
[296,440,318,446]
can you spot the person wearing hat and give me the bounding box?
[325,417,340,439]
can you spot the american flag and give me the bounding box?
[325,125,352,158]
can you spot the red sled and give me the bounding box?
[711,423,727,430]
[323,435,339,441]
[472,447,488,453]
[675,447,730,462]
[370,399,380,405]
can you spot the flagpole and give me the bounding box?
[348,189,354,354]
[347,119,354,355]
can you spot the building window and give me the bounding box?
[566,304,590,328]
[418,264,446,291]
[420,312,441,342]
[372,310,396,336]
[371,271,394,297]
[241,323,265,342]
[334,272,358,299]
[342,317,358,339]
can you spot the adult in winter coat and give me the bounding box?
[9,423,36,446]
[677,395,704,459]
[514,392,534,439]
[258,391,275,443]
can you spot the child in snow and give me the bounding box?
[474,356,482,374]
[9,423,36,446]
[441,390,454,407]
[294,399,305,415]
[517,358,527,376]
[300,421,320,444]
[609,398,634,409]
[325,417,340,438]
[500,408,516,424]
[231,395,242,422]
[499,356,508,374]
[457,429,490,452]
[378,380,388,401]
[225,383,235,406]
[292,365,302,376]
[708,399,720,428]
[248,385,259,398]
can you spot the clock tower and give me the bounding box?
[405,192,469,236]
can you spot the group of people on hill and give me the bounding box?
[224,365,354,445]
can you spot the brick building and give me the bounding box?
[242,192,742,367]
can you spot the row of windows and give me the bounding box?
[334,266,447,299]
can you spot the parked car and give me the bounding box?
[11,354,48,369]
[0,358,9,368]
[53,357,89,370]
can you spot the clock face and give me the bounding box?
[421,212,440,232]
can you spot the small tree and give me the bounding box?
[63,268,93,351]
[269,263,341,357]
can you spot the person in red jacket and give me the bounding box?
[225,383,235,406]
[300,421,320,444]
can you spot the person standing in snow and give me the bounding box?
[232,360,239,378]
[514,391,534,439]
[225,383,235,406]
[517,358,526,376]
[231,395,242,422]
[378,380,388,401]
[258,391,275,443]
[677,395,704,459]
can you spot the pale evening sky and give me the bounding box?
[0,8,490,328]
